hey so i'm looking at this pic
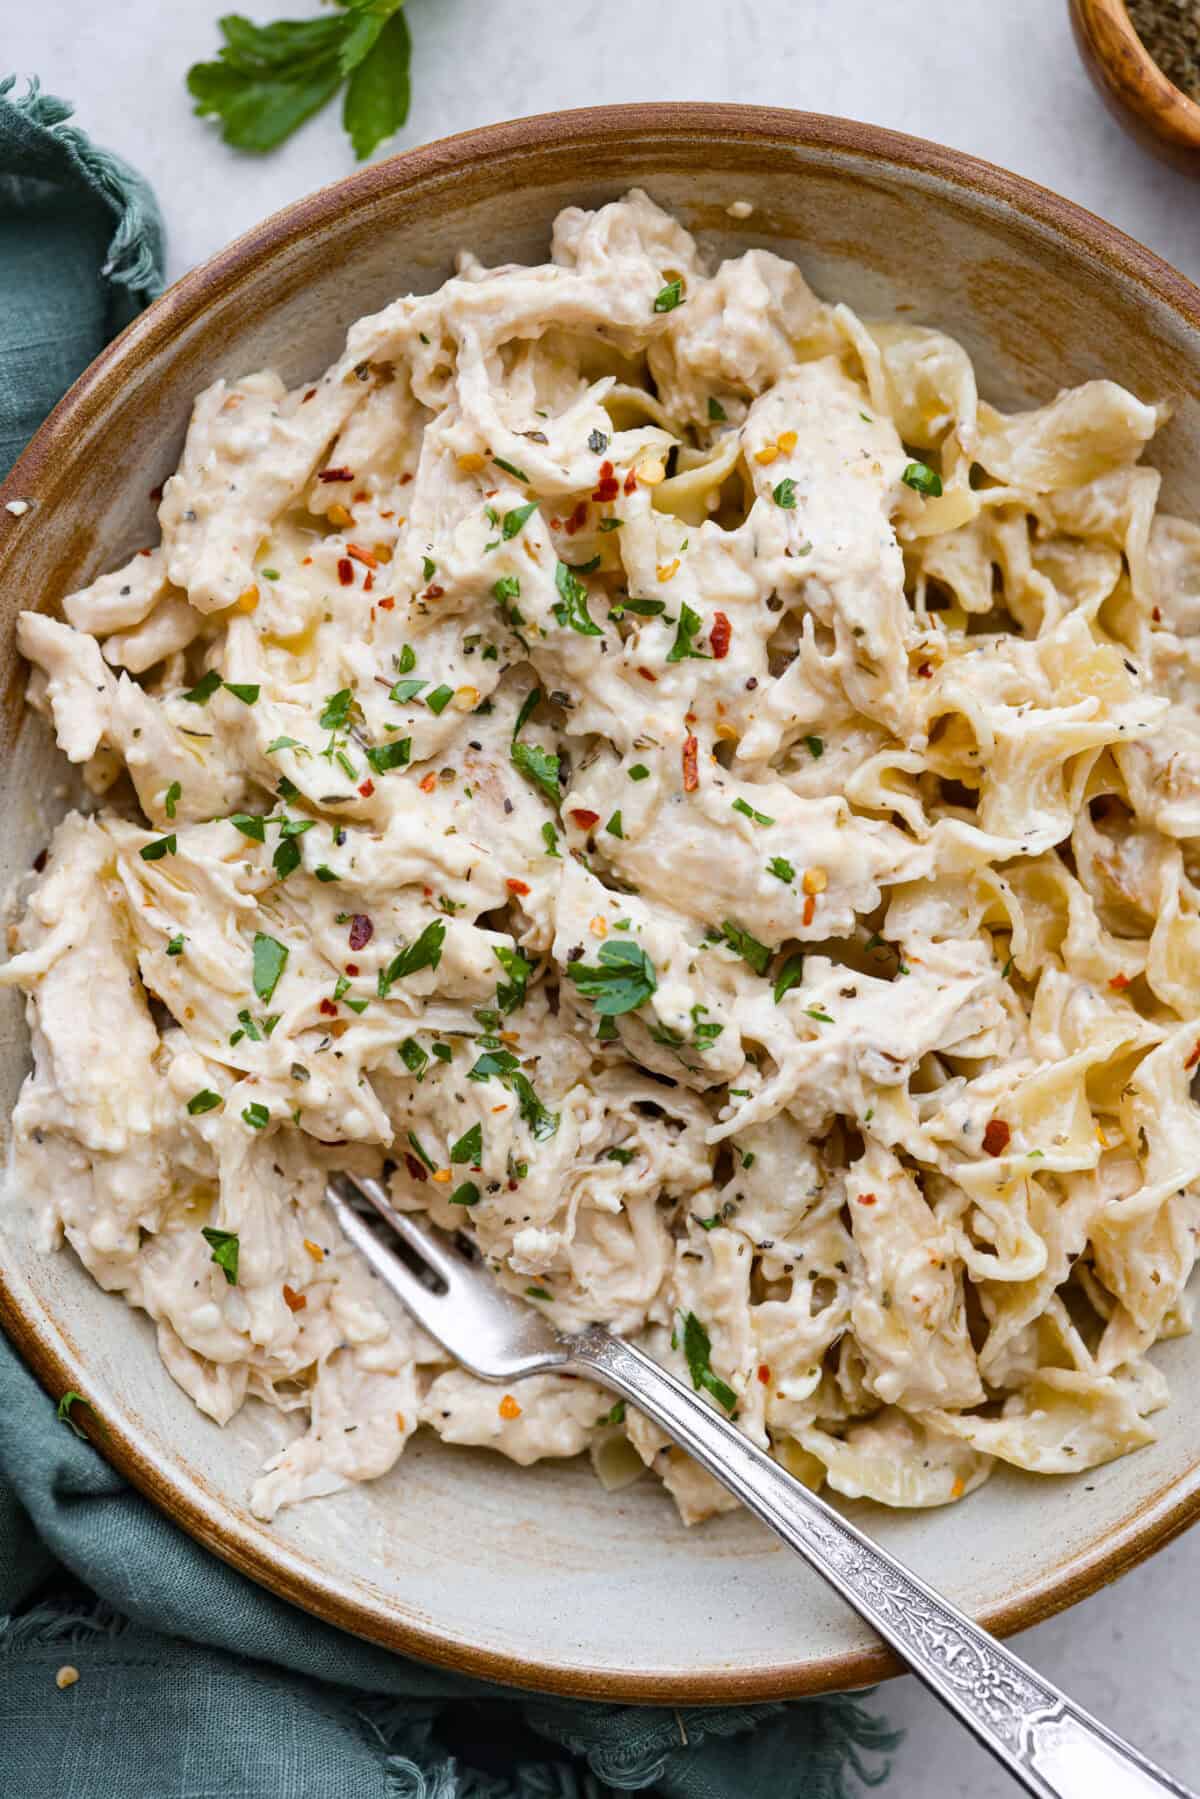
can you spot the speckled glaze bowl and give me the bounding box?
[4,105,1200,1701]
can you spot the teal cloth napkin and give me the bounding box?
[0,76,900,1797]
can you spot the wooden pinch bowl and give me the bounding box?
[1070,0,1200,171]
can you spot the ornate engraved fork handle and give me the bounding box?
[568,1327,1194,1799]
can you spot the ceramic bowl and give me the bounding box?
[4,104,1200,1702]
[1069,0,1200,173]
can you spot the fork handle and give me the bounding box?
[567,1326,1193,1799]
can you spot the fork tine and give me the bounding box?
[325,1179,462,1350]
[335,1169,473,1288]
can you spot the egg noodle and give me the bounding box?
[6,192,1200,1522]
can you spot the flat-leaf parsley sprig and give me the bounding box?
[187,0,415,161]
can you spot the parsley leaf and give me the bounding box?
[720,919,772,976]
[493,455,530,482]
[804,734,824,760]
[501,500,539,540]
[201,1225,240,1285]
[366,737,412,773]
[566,939,657,1015]
[224,682,260,705]
[731,797,774,827]
[772,477,797,509]
[252,931,288,1002]
[242,1102,270,1131]
[449,1181,480,1206]
[768,856,795,883]
[681,1311,737,1412]
[320,688,354,731]
[707,396,727,422]
[494,943,532,1013]
[450,1122,482,1165]
[511,738,560,805]
[342,5,411,161]
[183,669,222,704]
[378,920,446,996]
[187,1089,223,1116]
[773,953,805,1003]
[140,834,177,862]
[666,603,710,663]
[553,561,602,635]
[653,278,683,312]
[164,781,181,820]
[902,460,943,497]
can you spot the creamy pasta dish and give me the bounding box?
[8,191,1200,1524]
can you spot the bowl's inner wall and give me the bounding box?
[2,117,1199,1697]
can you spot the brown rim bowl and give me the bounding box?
[4,104,1200,1702]
[1070,0,1200,171]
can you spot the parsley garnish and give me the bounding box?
[501,500,539,540]
[731,797,774,827]
[494,944,531,1013]
[525,1286,552,1300]
[707,397,727,422]
[187,0,415,162]
[493,456,529,482]
[605,810,624,838]
[183,669,222,704]
[377,919,446,996]
[511,739,560,805]
[449,1181,480,1206]
[407,1129,436,1172]
[681,1312,737,1412]
[230,813,266,842]
[653,278,683,312]
[566,940,657,1015]
[605,1146,635,1164]
[315,864,340,882]
[252,932,288,1001]
[553,561,602,635]
[666,604,710,663]
[628,763,650,781]
[768,857,794,883]
[804,1006,834,1024]
[389,678,427,703]
[187,1089,223,1115]
[166,933,185,957]
[450,1122,482,1165]
[141,834,177,862]
[399,1038,428,1078]
[320,688,354,730]
[397,643,417,674]
[224,682,260,705]
[772,477,797,509]
[902,460,943,497]
[720,920,771,976]
[425,685,454,715]
[273,836,302,881]
[164,781,181,820]
[266,735,306,754]
[201,1225,239,1285]
[513,685,541,739]
[804,735,824,760]
[366,738,412,772]
[242,1102,270,1131]
[541,821,561,857]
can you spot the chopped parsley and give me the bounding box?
[767,856,795,884]
[666,603,710,663]
[140,834,176,862]
[266,735,306,754]
[164,781,181,820]
[772,477,797,509]
[501,500,539,540]
[605,810,624,838]
[187,1089,222,1115]
[319,688,354,730]
[398,643,417,674]
[512,685,541,738]
[182,669,222,705]
[201,1225,239,1285]
[242,1102,270,1131]
[272,836,302,882]
[804,735,824,760]
[377,919,446,996]
[426,685,455,715]
[628,763,650,781]
[605,1146,635,1165]
[224,682,260,705]
[902,460,943,497]
[407,1129,436,1172]
[525,1285,552,1300]
[804,1006,834,1024]
[707,396,727,422]
[553,560,602,635]
[166,933,185,957]
[449,1181,480,1206]
[493,456,529,482]
[252,932,288,1002]
[230,813,266,842]
[731,797,774,827]
[541,821,561,857]
[653,278,683,312]
[366,737,412,772]
[389,678,427,703]
[450,1122,482,1165]
[399,1038,429,1078]
[566,939,657,1015]
[720,920,771,976]
[511,739,560,805]
[681,1311,737,1412]
[315,864,340,882]
[494,943,532,1013]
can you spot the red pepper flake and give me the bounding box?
[563,499,588,536]
[353,490,369,504]
[400,472,413,486]
[32,847,48,873]
[403,1153,428,1183]
[363,571,375,592]
[149,482,165,503]
[636,666,658,683]
[424,583,445,600]
[549,518,562,531]
[347,543,378,569]
[592,461,620,503]
[377,595,395,610]
[857,1192,877,1206]
[358,778,375,798]
[302,388,317,403]
[1153,606,1162,623]
[710,612,732,659]
[757,1364,771,1384]
[319,997,338,1017]
[982,1119,1011,1157]
[682,734,699,792]
[337,557,355,586]
[419,771,438,793]
[318,467,355,483]
[917,662,933,678]
[301,555,313,566]
[569,808,600,829]
[506,878,531,896]
[139,547,153,557]
[345,963,359,976]
[1186,1041,1200,1071]
[348,914,374,951]
[282,1284,307,1312]
[623,468,638,495]
[1108,972,1131,991]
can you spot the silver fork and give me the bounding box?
[328,1171,1195,1799]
